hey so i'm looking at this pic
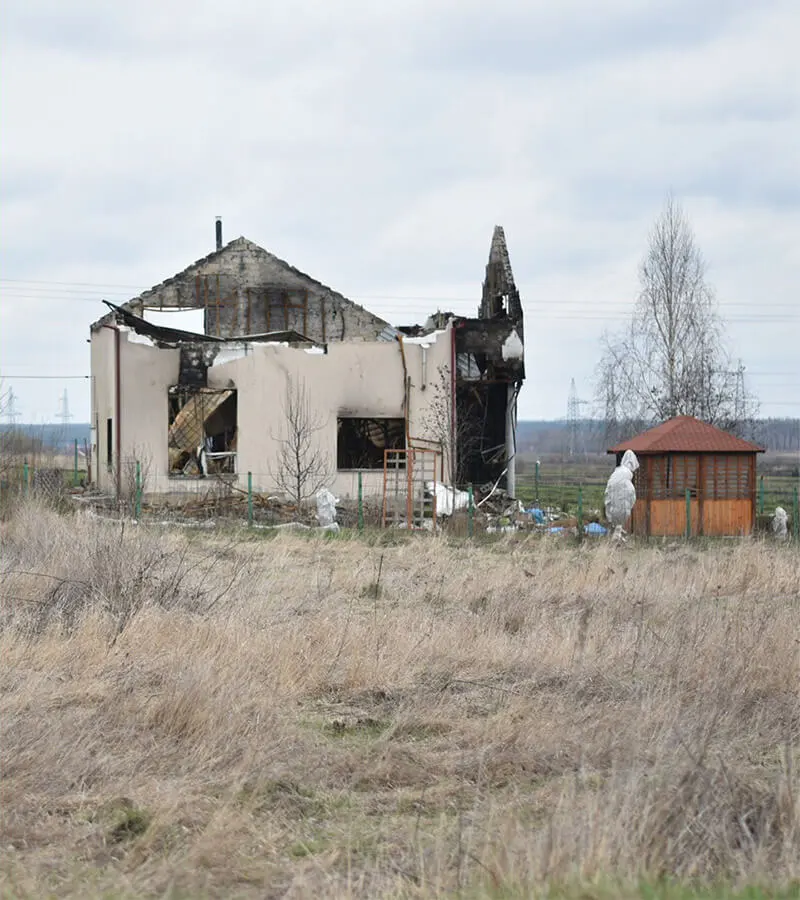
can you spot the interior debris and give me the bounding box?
[168,387,238,476]
[337,417,405,470]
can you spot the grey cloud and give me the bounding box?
[665,93,797,126]
[1,0,798,421]
[407,0,758,76]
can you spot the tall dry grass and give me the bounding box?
[1,501,798,898]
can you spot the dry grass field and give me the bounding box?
[1,501,799,899]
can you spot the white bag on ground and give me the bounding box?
[772,507,788,541]
[316,488,339,526]
[604,449,639,539]
[426,481,470,517]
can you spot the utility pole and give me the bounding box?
[55,389,73,425]
[567,378,589,457]
[3,387,22,424]
[734,360,746,425]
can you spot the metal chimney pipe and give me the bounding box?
[215,217,222,250]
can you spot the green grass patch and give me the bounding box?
[469,879,800,900]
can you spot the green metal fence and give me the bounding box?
[3,455,799,541]
[515,471,799,539]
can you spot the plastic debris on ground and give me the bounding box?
[316,488,339,526]
[584,522,608,535]
[486,524,517,534]
[467,485,607,536]
[426,481,470,517]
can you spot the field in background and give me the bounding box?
[515,452,799,520]
[1,502,799,899]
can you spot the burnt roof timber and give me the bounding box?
[100,302,315,346]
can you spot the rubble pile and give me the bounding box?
[75,482,611,538]
[466,485,608,536]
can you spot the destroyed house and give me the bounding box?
[89,222,525,505]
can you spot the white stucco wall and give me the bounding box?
[90,324,454,501]
[90,325,121,493]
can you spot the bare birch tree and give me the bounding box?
[597,195,758,441]
[271,375,331,505]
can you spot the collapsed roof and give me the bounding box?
[103,301,315,347]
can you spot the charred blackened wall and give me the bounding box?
[454,319,525,384]
[178,344,218,387]
[453,225,525,490]
[480,225,524,350]
[455,382,509,485]
[451,319,524,487]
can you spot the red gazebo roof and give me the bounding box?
[608,416,764,455]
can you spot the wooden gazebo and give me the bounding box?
[608,416,764,537]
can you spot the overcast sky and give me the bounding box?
[1,0,798,424]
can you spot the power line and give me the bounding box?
[0,289,796,313]
[0,279,797,310]
[0,375,90,380]
[0,295,794,324]
[0,289,135,299]
[0,277,149,289]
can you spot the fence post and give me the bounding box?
[358,471,364,533]
[685,488,691,540]
[534,460,540,503]
[793,486,799,543]
[73,439,79,487]
[23,459,29,498]
[577,485,583,541]
[135,461,142,519]
[758,475,764,516]
[468,484,474,537]
[247,472,253,527]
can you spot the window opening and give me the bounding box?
[337,417,405,470]
[168,387,237,476]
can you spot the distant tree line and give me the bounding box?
[516,418,800,456]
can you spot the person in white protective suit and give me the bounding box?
[604,449,639,541]
[772,507,788,541]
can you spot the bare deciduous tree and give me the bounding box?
[271,375,331,505]
[418,365,484,485]
[115,444,154,513]
[597,196,758,441]
[419,366,456,482]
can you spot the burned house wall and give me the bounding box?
[206,335,454,498]
[90,329,180,495]
[120,338,180,489]
[90,326,118,493]
[442,225,525,495]
[123,238,391,344]
[480,225,524,347]
[89,324,454,501]
[452,318,524,489]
